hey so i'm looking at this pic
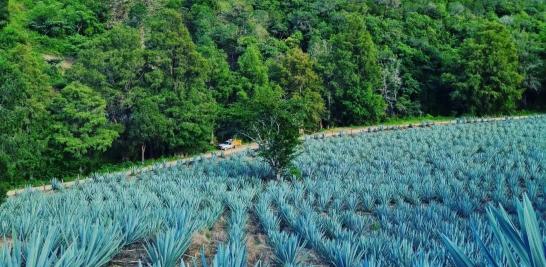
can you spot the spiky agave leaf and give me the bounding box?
[326,240,365,267]
[269,231,306,266]
[54,242,88,267]
[67,222,124,267]
[146,224,195,267]
[518,195,546,267]
[442,194,546,267]
[439,234,473,267]
[203,242,247,267]
[493,194,546,267]
[0,238,22,267]
[120,210,160,245]
[23,228,61,267]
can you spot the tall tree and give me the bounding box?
[67,25,146,125]
[145,9,218,155]
[444,22,523,115]
[270,47,325,130]
[48,82,118,171]
[323,14,386,125]
[238,44,269,97]
[0,0,8,29]
[199,43,241,105]
[0,45,52,181]
[230,86,304,180]
[127,89,169,163]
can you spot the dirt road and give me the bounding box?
[6,115,535,197]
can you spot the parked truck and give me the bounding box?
[218,138,242,150]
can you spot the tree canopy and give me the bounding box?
[0,0,544,182]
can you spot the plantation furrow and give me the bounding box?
[256,189,329,267]
[184,214,229,265]
[109,243,147,267]
[245,213,274,266]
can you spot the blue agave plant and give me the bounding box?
[442,194,546,267]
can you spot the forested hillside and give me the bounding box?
[0,0,544,182]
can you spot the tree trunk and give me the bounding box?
[141,144,146,164]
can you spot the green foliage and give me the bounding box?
[0,183,6,204]
[48,82,119,170]
[323,14,386,125]
[144,9,218,155]
[1,0,545,184]
[445,22,524,115]
[231,86,304,180]
[26,0,104,37]
[270,47,325,130]
[238,44,269,94]
[127,1,148,27]
[68,18,217,161]
[199,43,241,105]
[0,0,7,29]
[0,45,53,181]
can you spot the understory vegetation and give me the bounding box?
[1,0,545,183]
[0,116,544,266]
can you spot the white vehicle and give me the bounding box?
[218,139,236,150]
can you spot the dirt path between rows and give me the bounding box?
[6,115,534,197]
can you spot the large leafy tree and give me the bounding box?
[199,43,241,106]
[48,82,118,171]
[26,0,105,37]
[67,26,147,160]
[67,25,146,124]
[70,14,218,160]
[230,86,304,180]
[127,90,169,163]
[270,47,325,130]
[323,14,386,125]
[144,9,218,155]
[146,9,208,91]
[445,22,523,115]
[510,14,546,108]
[0,0,7,29]
[237,44,269,96]
[0,45,53,181]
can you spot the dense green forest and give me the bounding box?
[0,0,544,182]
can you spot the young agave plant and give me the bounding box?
[197,243,247,267]
[0,225,63,267]
[269,231,306,266]
[146,225,194,267]
[22,229,61,267]
[326,240,365,267]
[0,238,22,267]
[120,211,159,245]
[441,194,546,267]
[69,222,124,267]
[51,178,64,191]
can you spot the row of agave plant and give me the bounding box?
[195,189,257,267]
[0,161,262,266]
[267,116,545,265]
[0,115,545,266]
[256,180,545,266]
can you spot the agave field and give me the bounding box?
[1,116,545,266]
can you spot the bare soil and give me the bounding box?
[184,215,228,265]
[246,214,274,266]
[109,242,147,267]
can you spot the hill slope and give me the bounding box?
[0,0,545,182]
